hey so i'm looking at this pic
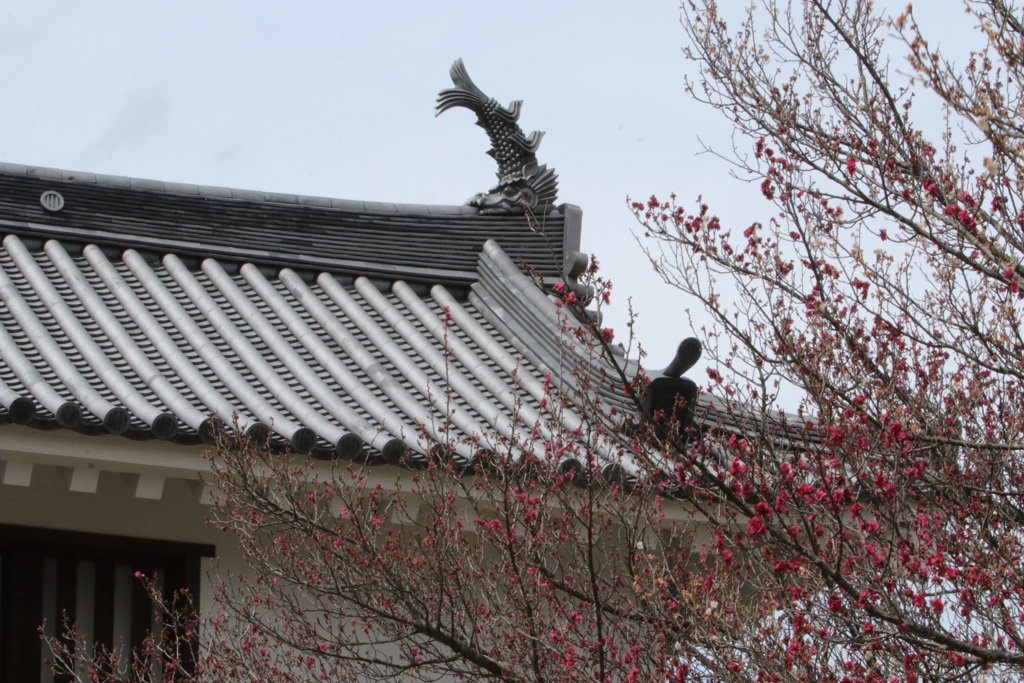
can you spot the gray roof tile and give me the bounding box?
[162,181,200,196]
[24,165,63,179]
[261,191,299,205]
[296,194,334,208]
[62,171,96,184]
[129,177,165,192]
[196,184,235,198]
[92,173,133,188]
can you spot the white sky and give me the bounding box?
[0,1,963,375]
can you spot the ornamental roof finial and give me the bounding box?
[437,59,559,215]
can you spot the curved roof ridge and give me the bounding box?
[0,161,482,216]
[0,162,579,291]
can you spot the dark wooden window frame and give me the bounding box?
[0,523,214,682]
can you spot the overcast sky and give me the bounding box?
[0,1,961,374]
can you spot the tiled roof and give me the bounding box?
[0,163,580,295]
[0,164,642,472]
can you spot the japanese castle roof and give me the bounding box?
[0,163,650,470]
[0,162,801,480]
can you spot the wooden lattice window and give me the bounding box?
[0,524,214,682]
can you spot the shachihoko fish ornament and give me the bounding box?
[436,59,559,214]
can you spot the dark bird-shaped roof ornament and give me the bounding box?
[437,59,559,215]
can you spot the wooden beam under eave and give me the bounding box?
[124,472,166,500]
[69,465,101,493]
[0,459,32,487]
